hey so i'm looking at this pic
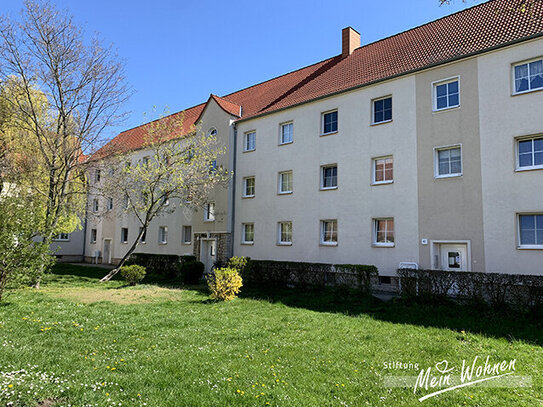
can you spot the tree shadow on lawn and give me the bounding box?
[48,265,543,346]
[238,285,543,347]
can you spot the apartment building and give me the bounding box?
[68,0,542,277]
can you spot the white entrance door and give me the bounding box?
[103,239,112,264]
[200,239,217,274]
[440,244,467,271]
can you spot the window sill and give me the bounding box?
[241,242,254,246]
[371,180,394,186]
[277,242,293,246]
[242,195,255,199]
[243,149,256,153]
[320,242,338,247]
[90,242,97,244]
[203,220,215,223]
[512,87,543,97]
[517,245,543,250]
[140,242,147,245]
[435,173,462,179]
[432,105,460,113]
[121,242,128,245]
[183,242,192,245]
[372,243,395,248]
[278,191,293,195]
[320,186,338,191]
[515,166,543,173]
[159,242,167,245]
[320,131,338,137]
[279,141,293,146]
[371,119,392,127]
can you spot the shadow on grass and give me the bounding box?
[49,264,543,346]
[238,285,543,347]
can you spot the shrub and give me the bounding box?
[206,267,243,301]
[181,261,205,284]
[181,255,197,264]
[120,265,146,286]
[226,256,252,276]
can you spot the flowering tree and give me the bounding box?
[95,111,230,281]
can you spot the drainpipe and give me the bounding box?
[229,123,237,258]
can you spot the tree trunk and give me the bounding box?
[100,225,147,282]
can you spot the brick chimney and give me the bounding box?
[342,27,360,58]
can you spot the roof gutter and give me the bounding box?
[235,32,543,124]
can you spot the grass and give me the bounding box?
[0,264,541,407]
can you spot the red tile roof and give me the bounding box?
[96,0,543,156]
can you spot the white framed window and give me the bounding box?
[278,221,292,245]
[94,169,101,183]
[123,195,129,210]
[280,122,293,144]
[182,225,192,244]
[278,171,293,194]
[204,202,215,222]
[107,197,114,211]
[373,218,395,247]
[243,177,255,198]
[90,229,97,244]
[434,145,462,178]
[321,165,338,189]
[517,136,543,170]
[433,77,460,111]
[518,214,543,248]
[158,226,168,244]
[372,96,392,124]
[513,58,543,94]
[321,110,338,135]
[208,128,218,137]
[139,227,146,243]
[161,194,169,206]
[244,131,256,152]
[320,220,338,245]
[242,223,254,244]
[54,233,69,241]
[121,228,128,244]
[372,156,393,184]
[92,198,99,212]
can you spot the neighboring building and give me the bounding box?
[61,0,542,278]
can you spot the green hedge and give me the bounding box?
[242,259,378,295]
[398,268,543,312]
[125,254,181,278]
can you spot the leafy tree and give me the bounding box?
[0,194,53,301]
[0,1,131,284]
[95,111,229,281]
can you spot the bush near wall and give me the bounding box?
[125,254,182,278]
[397,268,543,312]
[243,260,378,295]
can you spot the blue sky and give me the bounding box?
[3,0,484,137]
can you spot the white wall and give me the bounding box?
[234,76,419,276]
[478,37,543,275]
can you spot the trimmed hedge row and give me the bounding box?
[126,253,196,278]
[398,268,543,311]
[242,259,378,295]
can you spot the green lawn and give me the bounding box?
[0,264,541,407]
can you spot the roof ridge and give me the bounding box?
[257,55,343,114]
[114,103,205,135]
[355,0,500,52]
[221,55,337,99]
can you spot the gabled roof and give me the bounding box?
[95,0,543,157]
